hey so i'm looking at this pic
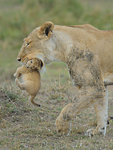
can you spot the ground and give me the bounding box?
[0,63,113,150]
[1,0,113,149]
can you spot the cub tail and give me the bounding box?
[29,95,40,107]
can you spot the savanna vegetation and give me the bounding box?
[0,0,113,149]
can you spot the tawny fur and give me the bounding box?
[17,21,112,136]
[14,58,43,106]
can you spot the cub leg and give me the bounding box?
[15,78,25,90]
[14,72,21,78]
[14,66,26,78]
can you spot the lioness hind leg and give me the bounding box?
[15,78,25,90]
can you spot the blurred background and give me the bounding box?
[1,1,113,149]
[0,0,113,80]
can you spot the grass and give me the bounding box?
[0,0,113,149]
[0,78,113,150]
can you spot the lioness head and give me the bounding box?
[17,21,55,64]
[25,58,43,71]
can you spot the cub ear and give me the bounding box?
[36,59,44,70]
[37,21,54,39]
[39,59,44,68]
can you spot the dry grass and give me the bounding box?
[0,65,113,150]
[1,0,113,149]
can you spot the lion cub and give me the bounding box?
[14,58,43,106]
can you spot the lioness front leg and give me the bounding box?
[56,90,106,136]
[86,97,108,137]
[90,90,108,136]
[85,86,108,137]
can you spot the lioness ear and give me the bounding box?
[37,21,54,39]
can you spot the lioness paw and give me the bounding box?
[85,128,94,137]
[85,126,106,137]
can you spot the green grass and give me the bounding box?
[1,0,113,149]
[1,0,113,72]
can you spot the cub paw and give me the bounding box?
[14,73,16,77]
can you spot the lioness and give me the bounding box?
[17,21,113,136]
[14,58,43,106]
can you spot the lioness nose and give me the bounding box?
[17,58,21,61]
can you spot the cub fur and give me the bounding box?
[14,58,43,106]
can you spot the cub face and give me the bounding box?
[26,58,43,71]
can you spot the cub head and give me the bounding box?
[25,58,43,71]
[17,21,55,63]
